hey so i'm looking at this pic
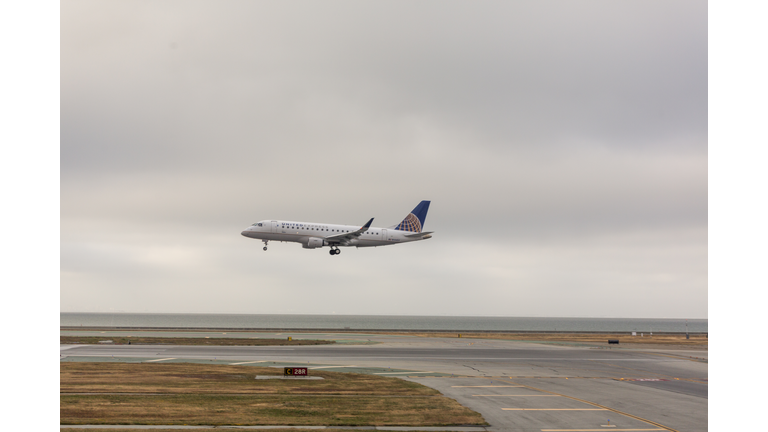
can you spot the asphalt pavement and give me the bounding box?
[61,332,707,431]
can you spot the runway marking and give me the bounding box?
[374,371,433,375]
[496,378,679,432]
[541,430,664,431]
[144,358,175,362]
[473,394,559,397]
[503,408,607,411]
[229,360,268,365]
[59,345,81,351]
[634,351,708,363]
[452,385,523,388]
[596,361,708,384]
[309,365,358,369]
[304,357,687,361]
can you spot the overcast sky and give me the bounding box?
[60,0,707,318]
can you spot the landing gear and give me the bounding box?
[263,240,268,251]
[329,247,341,256]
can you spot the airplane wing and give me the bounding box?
[324,218,374,246]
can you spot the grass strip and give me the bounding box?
[61,429,447,432]
[396,332,708,346]
[61,336,334,346]
[60,363,486,427]
[62,329,707,346]
[61,363,438,395]
[61,394,481,426]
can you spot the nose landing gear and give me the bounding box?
[263,240,268,251]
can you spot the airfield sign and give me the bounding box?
[284,367,308,376]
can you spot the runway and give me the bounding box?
[61,333,707,431]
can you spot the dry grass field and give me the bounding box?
[60,362,437,395]
[61,429,440,432]
[61,328,707,348]
[60,336,335,346]
[391,332,708,347]
[60,363,486,426]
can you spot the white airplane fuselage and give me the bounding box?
[241,200,433,255]
[241,220,431,249]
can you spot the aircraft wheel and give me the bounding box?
[263,247,267,251]
[329,249,334,255]
[335,249,341,255]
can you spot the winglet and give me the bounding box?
[361,218,374,230]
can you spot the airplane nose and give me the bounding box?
[241,230,251,237]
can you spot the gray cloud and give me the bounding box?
[62,0,707,318]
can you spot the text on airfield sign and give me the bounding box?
[284,367,308,376]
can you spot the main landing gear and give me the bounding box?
[329,247,341,256]
[262,240,268,251]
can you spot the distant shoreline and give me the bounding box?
[61,313,707,333]
[60,326,707,335]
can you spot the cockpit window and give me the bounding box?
[252,223,263,227]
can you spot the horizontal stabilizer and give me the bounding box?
[404,231,434,238]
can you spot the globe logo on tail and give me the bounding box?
[396,213,422,232]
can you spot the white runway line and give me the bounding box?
[452,385,524,388]
[503,408,608,411]
[229,360,268,365]
[145,358,176,362]
[473,394,560,397]
[326,357,685,362]
[309,365,358,369]
[59,345,81,351]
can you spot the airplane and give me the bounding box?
[241,200,433,256]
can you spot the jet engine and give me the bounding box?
[303,237,326,249]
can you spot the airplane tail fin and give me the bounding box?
[394,200,430,232]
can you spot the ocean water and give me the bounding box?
[60,313,707,333]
